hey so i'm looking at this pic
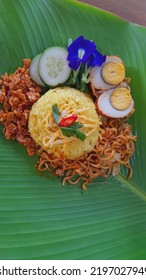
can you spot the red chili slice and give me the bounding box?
[59,114,78,127]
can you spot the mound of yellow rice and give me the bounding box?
[28,87,101,160]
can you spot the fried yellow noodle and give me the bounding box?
[36,119,136,189]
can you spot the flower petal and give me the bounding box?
[88,50,106,68]
[67,36,84,54]
[67,36,97,69]
[67,36,84,66]
[67,51,77,61]
[68,59,80,71]
[81,40,96,63]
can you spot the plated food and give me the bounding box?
[0,36,136,189]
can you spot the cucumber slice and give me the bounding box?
[30,54,46,87]
[39,47,71,86]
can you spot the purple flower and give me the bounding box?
[88,49,106,68]
[67,36,96,70]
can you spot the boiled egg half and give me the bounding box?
[90,56,125,91]
[96,85,134,118]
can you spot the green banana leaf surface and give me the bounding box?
[0,0,146,260]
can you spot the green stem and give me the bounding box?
[72,67,80,84]
[81,64,91,84]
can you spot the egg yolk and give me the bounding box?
[110,87,132,111]
[101,61,125,85]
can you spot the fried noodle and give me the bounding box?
[36,119,136,189]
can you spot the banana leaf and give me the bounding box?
[0,0,146,260]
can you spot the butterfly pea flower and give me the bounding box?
[81,50,106,84]
[67,36,96,70]
[87,49,106,68]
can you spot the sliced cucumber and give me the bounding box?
[30,54,46,87]
[39,47,71,86]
